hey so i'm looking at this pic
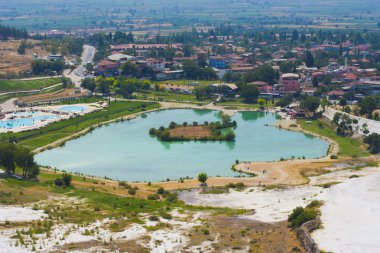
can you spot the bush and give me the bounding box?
[288,206,318,228]
[149,128,157,135]
[330,155,338,159]
[166,193,178,202]
[54,178,63,187]
[128,188,136,195]
[160,212,172,220]
[149,215,159,221]
[157,187,165,194]
[147,194,159,200]
[62,174,72,187]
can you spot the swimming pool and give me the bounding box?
[60,106,87,112]
[0,113,58,129]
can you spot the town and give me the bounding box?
[0,1,380,253]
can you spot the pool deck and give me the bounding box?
[0,103,104,133]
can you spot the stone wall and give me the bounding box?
[297,217,321,253]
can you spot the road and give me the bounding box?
[65,45,96,88]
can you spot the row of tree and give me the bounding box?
[0,25,28,40]
[0,142,39,179]
[31,60,65,75]
[82,77,151,97]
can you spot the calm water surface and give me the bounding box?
[35,109,329,181]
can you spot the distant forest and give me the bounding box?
[0,25,28,40]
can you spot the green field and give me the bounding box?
[0,77,63,93]
[298,119,369,158]
[135,90,212,105]
[1,0,379,31]
[0,101,159,150]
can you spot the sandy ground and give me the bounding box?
[312,167,380,253]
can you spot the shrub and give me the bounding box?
[202,229,210,235]
[330,155,338,159]
[160,212,172,220]
[54,178,63,187]
[147,194,159,200]
[157,187,165,194]
[149,128,157,135]
[128,188,136,195]
[62,174,72,187]
[166,193,178,202]
[149,215,159,221]
[288,206,318,228]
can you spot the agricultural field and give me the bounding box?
[0,0,379,32]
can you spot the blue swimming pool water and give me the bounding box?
[60,106,86,112]
[0,113,57,129]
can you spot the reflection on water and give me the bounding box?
[241,111,266,121]
[36,109,329,182]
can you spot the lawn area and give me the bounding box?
[0,83,71,103]
[217,98,275,109]
[0,77,63,92]
[0,101,159,150]
[298,119,369,157]
[155,79,216,86]
[135,90,212,105]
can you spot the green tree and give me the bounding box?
[121,61,138,76]
[339,97,347,107]
[300,96,320,117]
[81,78,96,92]
[240,84,259,103]
[198,172,208,186]
[17,41,27,55]
[276,94,293,108]
[62,173,72,187]
[258,98,266,107]
[312,76,319,87]
[364,133,380,154]
[279,61,293,73]
[359,96,378,117]
[305,51,315,67]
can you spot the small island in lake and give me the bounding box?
[149,114,237,142]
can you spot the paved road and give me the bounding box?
[65,45,96,87]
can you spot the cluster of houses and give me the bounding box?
[90,35,379,104]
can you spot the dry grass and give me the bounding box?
[169,125,213,139]
[187,216,304,252]
[0,39,49,76]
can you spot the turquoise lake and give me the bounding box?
[35,109,329,182]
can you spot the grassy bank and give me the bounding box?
[0,101,160,150]
[0,77,63,92]
[298,119,369,157]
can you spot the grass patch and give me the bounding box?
[0,101,159,149]
[0,77,63,92]
[298,119,369,157]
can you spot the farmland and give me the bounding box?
[0,0,379,32]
